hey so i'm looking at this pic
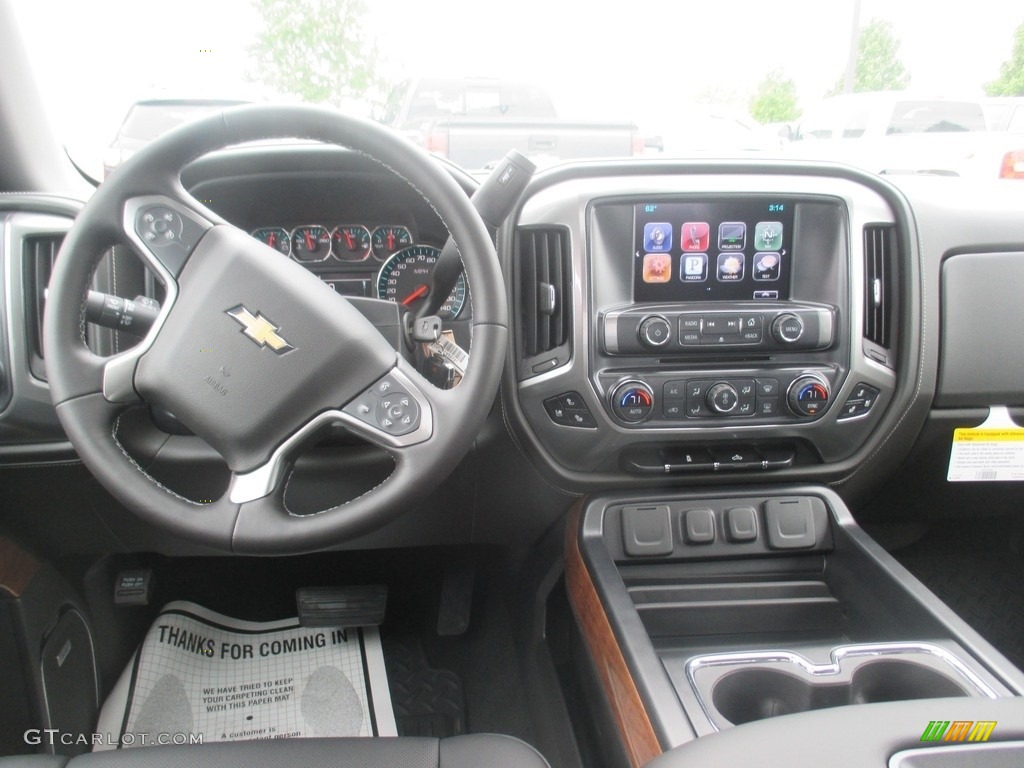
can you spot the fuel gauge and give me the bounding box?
[371,225,412,261]
[251,227,291,256]
[332,225,372,261]
[290,225,331,263]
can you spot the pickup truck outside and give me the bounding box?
[783,91,1024,180]
[379,77,642,171]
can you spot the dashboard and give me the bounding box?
[3,144,1024,554]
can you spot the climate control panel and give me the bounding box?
[604,369,835,426]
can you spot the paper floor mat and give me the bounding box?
[94,600,396,750]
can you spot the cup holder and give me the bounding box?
[712,661,970,726]
[688,643,993,730]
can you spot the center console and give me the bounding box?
[566,487,1024,766]
[506,169,904,489]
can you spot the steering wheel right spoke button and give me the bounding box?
[344,373,421,437]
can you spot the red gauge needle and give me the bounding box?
[304,230,315,251]
[343,230,354,249]
[268,232,276,248]
[387,232,395,250]
[401,284,429,306]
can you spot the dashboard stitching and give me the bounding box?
[111,414,203,506]
[497,388,579,498]
[833,207,926,489]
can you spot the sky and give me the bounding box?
[11,0,1021,174]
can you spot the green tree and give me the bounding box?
[250,0,385,107]
[749,70,800,124]
[829,19,910,95]
[985,20,1024,96]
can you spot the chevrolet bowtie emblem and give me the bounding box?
[226,305,295,354]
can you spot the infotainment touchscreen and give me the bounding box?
[633,199,794,302]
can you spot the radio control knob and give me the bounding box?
[610,381,655,423]
[788,374,831,417]
[638,315,672,348]
[706,382,740,414]
[772,313,805,344]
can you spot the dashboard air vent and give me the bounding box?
[23,233,63,377]
[519,227,571,358]
[863,225,894,349]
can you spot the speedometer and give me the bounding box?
[376,245,467,320]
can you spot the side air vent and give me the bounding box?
[23,233,63,378]
[863,224,894,350]
[518,227,571,367]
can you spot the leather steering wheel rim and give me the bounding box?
[43,104,507,555]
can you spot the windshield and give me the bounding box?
[11,0,1024,180]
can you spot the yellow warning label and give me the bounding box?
[953,428,1024,443]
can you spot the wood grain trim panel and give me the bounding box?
[0,537,40,598]
[565,500,662,768]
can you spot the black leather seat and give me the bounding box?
[0,735,550,768]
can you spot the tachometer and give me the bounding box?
[376,245,467,320]
[371,225,412,261]
[332,224,372,261]
[290,225,331,263]
[251,226,290,256]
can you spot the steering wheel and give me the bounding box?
[43,105,507,555]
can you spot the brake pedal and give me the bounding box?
[296,585,388,628]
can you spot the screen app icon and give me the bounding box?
[642,253,672,283]
[643,222,672,252]
[754,221,783,251]
[718,222,746,250]
[753,252,781,281]
[681,253,708,281]
[681,222,709,252]
[717,252,745,281]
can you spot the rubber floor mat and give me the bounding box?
[383,635,465,737]
[94,601,396,749]
[898,550,1024,671]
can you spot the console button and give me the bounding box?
[684,508,716,544]
[772,313,805,344]
[837,383,881,421]
[565,410,597,428]
[664,380,686,399]
[611,381,655,423]
[707,382,740,413]
[726,507,759,542]
[560,392,585,410]
[681,331,702,346]
[544,391,597,428]
[622,505,673,557]
[709,445,761,469]
[679,315,702,332]
[788,375,831,417]
[764,497,817,550]
[686,401,710,418]
[663,401,685,419]
[639,315,672,347]
[755,378,779,397]
[702,316,740,335]
[757,397,780,417]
